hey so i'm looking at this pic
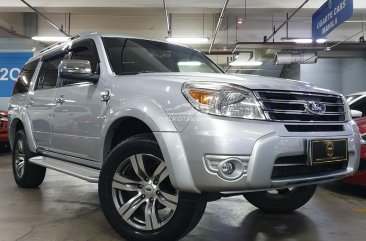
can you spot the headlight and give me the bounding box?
[0,112,7,122]
[182,82,265,120]
[342,95,352,121]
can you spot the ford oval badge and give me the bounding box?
[305,101,326,115]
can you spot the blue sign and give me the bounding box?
[0,52,33,97]
[312,0,353,39]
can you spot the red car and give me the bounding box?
[343,117,366,186]
[0,111,9,149]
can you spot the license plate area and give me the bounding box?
[309,139,348,165]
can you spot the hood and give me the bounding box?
[134,72,340,96]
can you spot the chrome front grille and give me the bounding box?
[254,90,345,122]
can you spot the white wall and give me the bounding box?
[0,12,23,33]
[290,58,366,95]
[341,58,366,95]
[300,59,343,93]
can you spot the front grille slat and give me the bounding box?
[264,110,345,115]
[272,162,348,179]
[272,155,348,178]
[260,99,344,106]
[255,90,345,123]
[285,125,344,132]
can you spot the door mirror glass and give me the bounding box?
[351,109,363,119]
[59,60,98,83]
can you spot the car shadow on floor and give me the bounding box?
[190,209,320,241]
[320,182,366,199]
[237,210,320,241]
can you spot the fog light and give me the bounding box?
[205,155,249,180]
[221,161,235,175]
[217,158,245,180]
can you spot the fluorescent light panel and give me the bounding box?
[315,38,327,44]
[166,37,209,44]
[229,61,263,67]
[178,61,202,66]
[32,36,70,42]
[281,38,327,44]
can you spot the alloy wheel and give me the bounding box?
[112,154,178,230]
[14,139,25,178]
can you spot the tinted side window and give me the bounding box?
[13,59,39,94]
[71,40,99,74]
[36,57,63,90]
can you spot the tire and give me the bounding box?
[12,129,46,188]
[243,185,317,214]
[99,134,207,241]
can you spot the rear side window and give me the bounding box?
[13,59,39,94]
[36,56,64,90]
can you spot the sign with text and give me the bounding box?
[0,52,33,97]
[312,0,353,39]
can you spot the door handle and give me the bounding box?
[26,98,34,108]
[101,91,110,102]
[56,95,65,104]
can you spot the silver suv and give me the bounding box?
[8,33,360,241]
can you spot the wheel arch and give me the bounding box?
[102,116,154,161]
[100,103,177,165]
[9,118,23,148]
[8,106,38,152]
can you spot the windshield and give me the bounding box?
[346,94,361,104]
[102,37,222,75]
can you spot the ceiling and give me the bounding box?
[1,0,365,12]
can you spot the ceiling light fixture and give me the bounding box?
[315,38,327,44]
[281,37,327,44]
[229,61,263,67]
[165,37,209,44]
[178,61,202,66]
[237,18,243,25]
[32,36,70,42]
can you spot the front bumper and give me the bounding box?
[155,113,360,193]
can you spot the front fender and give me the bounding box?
[100,97,178,160]
[100,97,199,192]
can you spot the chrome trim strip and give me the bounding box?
[273,163,307,167]
[260,99,344,106]
[264,110,345,115]
[254,90,342,98]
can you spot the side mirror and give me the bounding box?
[59,59,98,83]
[351,109,363,119]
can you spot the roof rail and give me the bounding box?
[38,34,82,55]
[38,41,66,55]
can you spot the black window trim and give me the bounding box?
[69,38,100,72]
[13,58,41,95]
[35,53,68,91]
[56,38,101,88]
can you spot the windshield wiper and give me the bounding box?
[119,71,156,75]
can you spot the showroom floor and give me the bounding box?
[1,151,366,241]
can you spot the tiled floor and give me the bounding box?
[1,151,366,241]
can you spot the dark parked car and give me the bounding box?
[343,117,366,186]
[0,111,9,150]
